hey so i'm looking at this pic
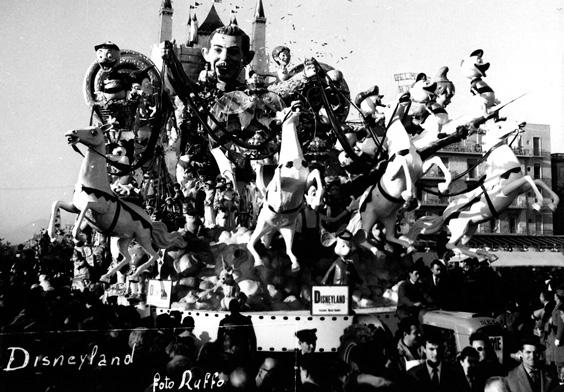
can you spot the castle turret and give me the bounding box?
[229,13,238,26]
[250,0,267,74]
[189,13,198,46]
[197,4,224,49]
[158,0,173,43]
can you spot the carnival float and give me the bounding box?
[46,1,559,351]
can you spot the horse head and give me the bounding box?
[65,123,111,150]
[482,119,525,150]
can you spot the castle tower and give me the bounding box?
[229,13,238,26]
[197,4,224,49]
[158,0,173,43]
[250,0,268,74]
[185,11,191,46]
[189,13,198,46]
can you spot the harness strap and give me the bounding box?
[500,166,521,179]
[378,180,404,204]
[108,200,121,234]
[268,202,304,215]
[388,149,410,162]
[480,183,499,219]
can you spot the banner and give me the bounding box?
[311,286,350,316]
[146,280,173,308]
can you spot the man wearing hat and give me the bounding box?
[296,328,317,355]
[506,334,556,392]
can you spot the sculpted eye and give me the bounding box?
[90,130,97,136]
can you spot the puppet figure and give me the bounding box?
[271,45,292,81]
[461,49,499,116]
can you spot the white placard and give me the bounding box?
[146,280,173,308]
[311,286,350,316]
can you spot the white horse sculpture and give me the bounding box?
[347,111,452,254]
[247,106,323,272]
[48,124,186,282]
[406,119,559,260]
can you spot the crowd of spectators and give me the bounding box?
[3,233,564,392]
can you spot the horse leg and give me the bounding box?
[396,156,414,201]
[501,176,543,210]
[423,156,452,193]
[130,246,160,282]
[247,218,271,267]
[100,237,132,283]
[534,180,560,211]
[48,201,78,241]
[445,218,481,259]
[72,201,108,240]
[382,215,415,252]
[279,225,300,272]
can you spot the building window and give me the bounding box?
[535,214,543,234]
[467,159,478,179]
[509,216,516,233]
[533,137,541,156]
[533,164,541,179]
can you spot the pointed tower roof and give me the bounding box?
[160,0,172,11]
[230,13,238,26]
[255,0,265,20]
[199,4,224,35]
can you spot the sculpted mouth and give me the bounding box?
[67,135,79,144]
[99,60,117,71]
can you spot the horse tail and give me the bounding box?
[410,215,444,237]
[151,221,187,250]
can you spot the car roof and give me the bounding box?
[421,310,498,335]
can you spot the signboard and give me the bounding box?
[146,280,173,308]
[489,335,504,363]
[311,285,350,316]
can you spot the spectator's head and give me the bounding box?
[255,357,278,388]
[407,265,421,284]
[469,332,489,362]
[555,287,564,304]
[399,318,421,348]
[518,335,544,370]
[180,316,195,332]
[230,366,250,390]
[484,377,511,392]
[457,346,479,376]
[228,298,241,314]
[430,259,444,277]
[296,328,317,354]
[423,332,444,364]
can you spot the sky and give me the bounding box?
[0,0,562,244]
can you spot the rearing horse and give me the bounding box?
[247,106,323,272]
[48,124,186,282]
[406,119,559,260]
[348,109,452,254]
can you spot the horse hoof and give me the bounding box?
[99,275,111,284]
[291,264,301,273]
[532,203,541,211]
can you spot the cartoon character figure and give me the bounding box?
[461,49,499,116]
[214,179,239,230]
[271,45,292,81]
[354,85,386,127]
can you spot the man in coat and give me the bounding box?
[408,332,458,392]
[397,265,428,321]
[505,335,557,392]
